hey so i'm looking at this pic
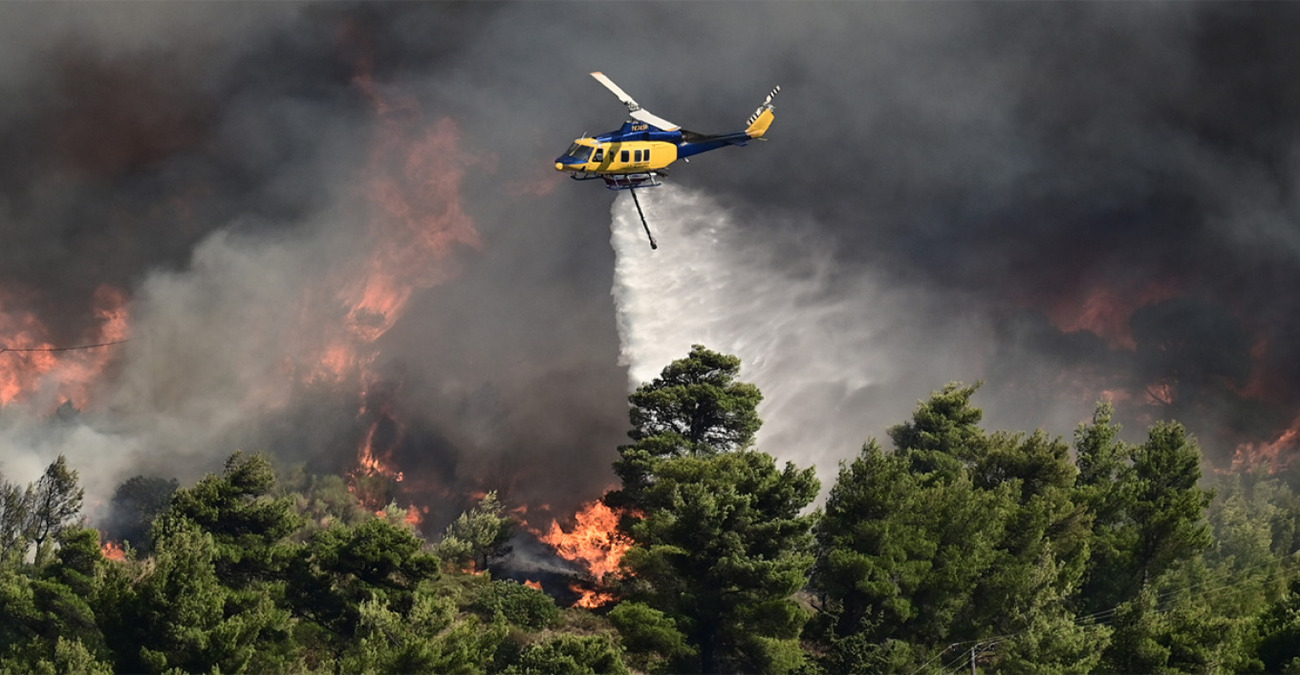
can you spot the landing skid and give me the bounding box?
[603,172,663,191]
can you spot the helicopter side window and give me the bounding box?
[620,150,629,163]
[635,149,643,162]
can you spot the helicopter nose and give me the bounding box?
[555,162,564,171]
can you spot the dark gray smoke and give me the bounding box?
[2,3,1299,521]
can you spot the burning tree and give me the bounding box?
[605,345,820,674]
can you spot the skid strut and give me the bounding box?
[629,188,658,250]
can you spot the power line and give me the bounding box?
[0,339,129,355]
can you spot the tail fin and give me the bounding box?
[745,85,780,138]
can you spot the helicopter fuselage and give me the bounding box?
[554,121,759,181]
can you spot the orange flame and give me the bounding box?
[405,504,427,529]
[329,39,481,509]
[1232,416,1300,473]
[536,500,630,581]
[524,579,543,591]
[101,540,126,561]
[570,584,618,609]
[1046,280,1179,350]
[0,285,129,409]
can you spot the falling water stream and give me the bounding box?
[608,185,912,475]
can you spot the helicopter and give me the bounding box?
[555,72,779,249]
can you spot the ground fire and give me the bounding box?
[531,499,630,608]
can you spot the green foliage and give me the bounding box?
[502,634,629,675]
[612,346,763,508]
[1130,422,1214,581]
[285,515,441,644]
[162,451,302,588]
[0,635,113,675]
[105,475,178,554]
[47,527,101,598]
[811,386,1109,673]
[338,589,505,675]
[3,364,1299,674]
[608,601,695,672]
[435,491,513,572]
[887,382,986,475]
[0,475,28,565]
[1256,578,1300,673]
[23,456,84,565]
[621,449,819,674]
[286,472,372,531]
[611,346,819,674]
[470,579,560,630]
[0,566,106,671]
[626,344,762,452]
[129,517,295,674]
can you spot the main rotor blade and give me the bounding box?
[630,109,680,132]
[590,71,639,109]
[590,71,680,131]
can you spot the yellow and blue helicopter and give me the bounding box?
[555,72,779,248]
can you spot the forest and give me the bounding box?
[1,345,1299,674]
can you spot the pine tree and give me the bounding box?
[608,346,818,674]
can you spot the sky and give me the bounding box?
[2,2,1300,527]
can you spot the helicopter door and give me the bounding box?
[593,147,604,164]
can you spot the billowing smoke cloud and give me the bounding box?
[3,2,1300,527]
[610,185,990,474]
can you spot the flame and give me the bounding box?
[570,584,617,609]
[328,35,481,514]
[405,504,427,529]
[536,500,630,581]
[1232,415,1300,473]
[1046,280,1179,350]
[101,539,126,561]
[0,284,129,409]
[1235,337,1280,401]
[355,400,405,483]
[524,579,543,591]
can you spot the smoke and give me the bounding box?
[3,2,1300,527]
[609,185,988,474]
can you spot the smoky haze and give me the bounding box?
[2,3,1300,523]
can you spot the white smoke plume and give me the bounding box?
[609,185,989,477]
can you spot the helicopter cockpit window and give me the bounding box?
[593,147,604,162]
[564,143,593,163]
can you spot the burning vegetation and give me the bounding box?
[532,499,631,608]
[6,4,1300,673]
[2,345,1300,673]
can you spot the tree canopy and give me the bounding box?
[0,349,1297,674]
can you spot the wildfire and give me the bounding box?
[1046,279,1179,351]
[0,285,129,410]
[524,579,543,591]
[405,504,427,529]
[101,539,126,561]
[1231,415,1300,473]
[536,499,630,583]
[327,30,482,516]
[572,587,618,610]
